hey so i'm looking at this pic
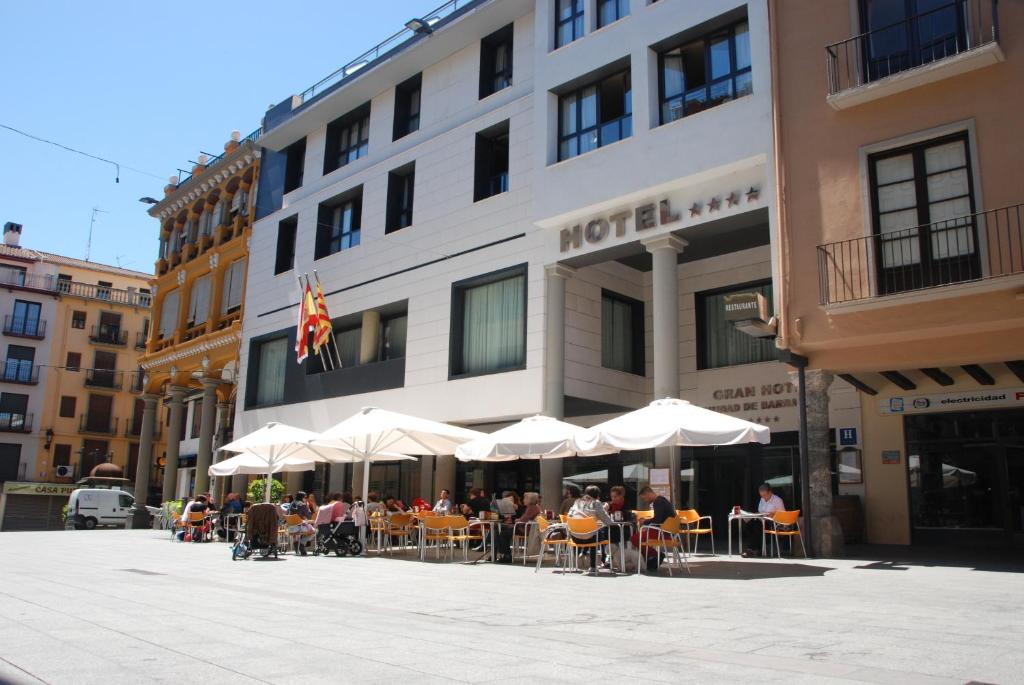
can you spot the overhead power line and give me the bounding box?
[0,122,166,182]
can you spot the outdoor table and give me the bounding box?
[468,518,500,563]
[605,520,635,574]
[727,511,768,557]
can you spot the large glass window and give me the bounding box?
[697,282,776,369]
[186,275,211,328]
[324,104,370,174]
[451,267,526,377]
[601,290,644,375]
[385,166,415,233]
[221,259,247,315]
[558,69,631,161]
[474,121,510,202]
[597,0,629,28]
[860,0,966,82]
[480,24,513,98]
[283,138,306,194]
[274,215,297,275]
[158,290,179,339]
[316,190,362,259]
[659,20,751,124]
[254,337,287,406]
[3,345,35,383]
[555,0,584,48]
[9,300,41,337]
[869,133,977,295]
[381,314,408,360]
[393,74,422,141]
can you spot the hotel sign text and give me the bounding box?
[560,199,681,253]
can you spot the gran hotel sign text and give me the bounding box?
[559,187,760,253]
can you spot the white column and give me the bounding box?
[193,378,219,495]
[643,234,687,505]
[542,264,575,511]
[132,393,160,503]
[161,386,188,502]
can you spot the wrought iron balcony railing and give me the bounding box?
[3,315,46,339]
[84,369,123,390]
[135,332,148,350]
[79,414,118,435]
[0,412,33,433]
[175,127,262,189]
[89,325,128,346]
[1,360,39,385]
[826,0,1000,96]
[817,203,1024,305]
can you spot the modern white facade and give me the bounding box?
[240,0,858,511]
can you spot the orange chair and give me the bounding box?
[634,510,655,523]
[187,511,208,542]
[419,515,452,561]
[637,516,689,576]
[764,510,806,558]
[368,512,387,552]
[447,515,486,562]
[677,509,715,555]
[386,514,415,555]
[566,517,611,574]
[534,516,569,573]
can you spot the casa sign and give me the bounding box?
[2,481,77,496]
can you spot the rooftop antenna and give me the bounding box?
[86,207,108,262]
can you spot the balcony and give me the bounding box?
[89,325,128,347]
[128,373,145,393]
[0,412,33,433]
[135,332,148,350]
[84,369,123,390]
[125,418,162,439]
[1,361,39,385]
[2,315,46,339]
[826,0,1002,110]
[57,280,152,307]
[817,203,1024,305]
[79,414,118,436]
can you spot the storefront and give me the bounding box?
[0,481,76,531]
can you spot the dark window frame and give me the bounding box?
[597,0,630,29]
[385,165,415,234]
[283,138,306,194]
[557,68,632,161]
[10,300,42,337]
[66,352,81,372]
[324,103,371,174]
[448,263,528,380]
[474,121,510,202]
[480,24,514,98]
[59,395,76,418]
[695,280,776,370]
[316,187,363,259]
[657,19,752,125]
[249,335,289,409]
[274,215,298,275]
[601,289,645,376]
[555,0,585,48]
[393,73,422,141]
[71,310,86,329]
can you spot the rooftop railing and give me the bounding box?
[826,0,999,96]
[176,127,263,189]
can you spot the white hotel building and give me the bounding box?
[240,0,859,513]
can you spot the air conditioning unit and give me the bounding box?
[54,464,73,479]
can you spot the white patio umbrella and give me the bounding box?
[455,415,612,462]
[310,407,485,545]
[209,452,319,477]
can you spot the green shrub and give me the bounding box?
[247,478,284,503]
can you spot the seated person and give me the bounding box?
[630,486,675,571]
[605,485,631,543]
[517,492,541,523]
[744,483,785,557]
[365,492,385,517]
[434,489,453,514]
[286,491,315,555]
[568,485,615,572]
[468,488,491,517]
[496,491,518,518]
[383,496,404,514]
[559,485,581,516]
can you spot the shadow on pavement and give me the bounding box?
[682,560,834,580]
[844,544,1024,573]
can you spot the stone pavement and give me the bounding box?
[0,530,1022,685]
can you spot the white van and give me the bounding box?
[67,489,134,529]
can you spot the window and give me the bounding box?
[66,352,81,371]
[186,275,212,328]
[597,0,629,28]
[474,121,509,202]
[324,104,370,174]
[868,133,977,294]
[9,300,41,337]
[555,0,584,48]
[480,24,513,98]
[385,165,415,233]
[4,345,34,383]
[380,314,408,360]
[860,0,966,83]
[221,259,247,315]
[601,290,644,375]
[659,20,751,124]
[57,273,72,293]
[284,138,306,194]
[158,290,179,339]
[450,266,526,377]
[558,68,632,161]
[71,310,86,329]
[254,337,287,406]
[393,73,422,140]
[697,282,776,369]
[97,281,112,300]
[0,265,26,287]
[198,209,213,238]
[275,216,298,275]
[335,327,362,368]
[0,392,29,431]
[316,189,362,259]
[59,396,76,418]
[190,398,202,439]
[53,444,71,467]
[230,189,249,216]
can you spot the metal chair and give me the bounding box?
[534,516,569,573]
[677,509,715,555]
[419,515,452,561]
[565,517,611,574]
[637,517,689,576]
[764,510,806,558]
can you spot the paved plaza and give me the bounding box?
[0,530,1022,685]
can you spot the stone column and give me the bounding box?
[435,455,455,501]
[328,462,348,496]
[418,454,435,504]
[806,368,842,557]
[127,393,160,528]
[542,264,574,512]
[193,378,219,496]
[161,386,187,502]
[359,310,381,364]
[643,235,687,505]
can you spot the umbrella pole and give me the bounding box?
[264,472,271,504]
[359,458,370,553]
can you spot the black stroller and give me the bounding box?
[314,519,363,557]
[232,503,281,560]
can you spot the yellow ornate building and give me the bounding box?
[139,129,260,503]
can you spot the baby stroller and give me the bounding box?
[314,519,363,557]
[232,503,280,560]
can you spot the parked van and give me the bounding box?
[67,489,134,529]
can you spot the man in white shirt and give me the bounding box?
[757,483,785,514]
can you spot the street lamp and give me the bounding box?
[405,17,433,34]
[138,197,159,205]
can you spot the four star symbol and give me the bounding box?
[746,186,760,202]
[685,188,760,220]
[726,192,740,207]
[707,196,721,212]
[689,202,702,217]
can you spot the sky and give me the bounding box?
[0,0,430,274]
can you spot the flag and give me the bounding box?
[294,283,317,363]
[312,281,332,355]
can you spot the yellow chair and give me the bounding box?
[634,509,655,523]
[764,510,806,558]
[558,514,568,523]
[637,516,689,576]
[419,515,452,561]
[168,512,184,542]
[386,514,415,555]
[447,515,486,562]
[368,512,387,552]
[534,516,570,573]
[565,517,611,574]
[187,511,208,542]
[677,509,715,555]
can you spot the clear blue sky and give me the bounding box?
[0,0,430,274]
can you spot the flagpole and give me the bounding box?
[313,270,344,369]
[293,275,310,366]
[304,273,335,372]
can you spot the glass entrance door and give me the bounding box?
[1007,446,1024,535]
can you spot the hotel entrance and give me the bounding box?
[907,409,1024,544]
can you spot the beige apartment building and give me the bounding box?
[773,0,1023,546]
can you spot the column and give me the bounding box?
[161,386,187,502]
[806,368,842,557]
[193,378,219,495]
[419,454,435,503]
[542,264,574,512]
[328,462,348,496]
[359,310,381,364]
[127,393,160,527]
[643,235,687,505]
[435,455,456,502]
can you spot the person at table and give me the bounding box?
[434,489,453,514]
[567,486,615,573]
[305,492,319,516]
[605,486,631,544]
[467,488,491,518]
[631,486,674,572]
[496,491,518,518]
[559,485,581,516]
[217,492,243,540]
[742,483,785,557]
[383,496,405,514]
[287,491,315,555]
[365,492,385,517]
